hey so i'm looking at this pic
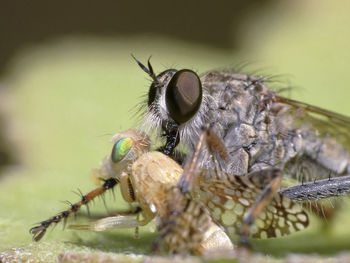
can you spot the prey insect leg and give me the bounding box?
[68,214,143,231]
[30,178,119,242]
[77,206,142,219]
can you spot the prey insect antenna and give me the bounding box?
[29,178,119,242]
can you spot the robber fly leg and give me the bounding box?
[157,127,233,254]
[179,126,228,194]
[30,178,119,242]
[280,174,350,202]
[240,169,282,247]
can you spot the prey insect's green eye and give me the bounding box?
[111,138,133,163]
[165,69,202,124]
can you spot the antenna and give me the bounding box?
[131,54,158,83]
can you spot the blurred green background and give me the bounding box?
[0,0,350,262]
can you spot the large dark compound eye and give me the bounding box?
[165,69,202,124]
[147,69,176,107]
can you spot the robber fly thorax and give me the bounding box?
[138,60,350,182]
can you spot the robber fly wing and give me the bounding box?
[276,96,350,152]
[198,172,309,239]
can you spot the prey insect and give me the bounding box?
[30,128,312,255]
[30,129,235,254]
[134,57,350,245]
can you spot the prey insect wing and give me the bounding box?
[198,174,309,239]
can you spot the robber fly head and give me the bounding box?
[133,56,212,155]
[133,55,204,126]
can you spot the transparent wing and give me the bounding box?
[198,174,309,239]
[276,96,350,152]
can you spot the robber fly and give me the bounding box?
[133,57,350,245]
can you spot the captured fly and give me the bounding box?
[30,129,307,254]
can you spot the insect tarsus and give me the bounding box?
[30,178,119,242]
